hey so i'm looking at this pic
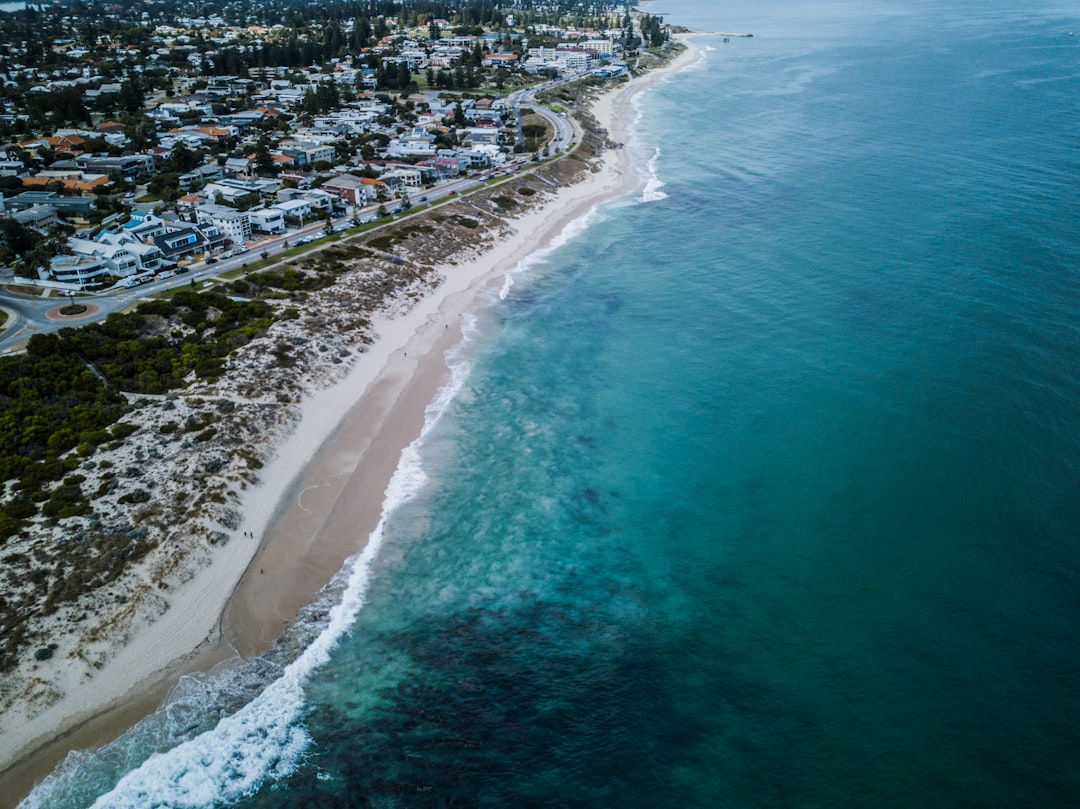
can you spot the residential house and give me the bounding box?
[76,153,154,180]
[122,211,169,242]
[153,226,211,262]
[10,205,58,233]
[48,254,111,288]
[195,202,251,244]
[204,177,278,205]
[223,156,253,177]
[6,191,97,219]
[270,197,313,222]
[247,207,286,234]
[320,173,371,206]
[179,163,225,190]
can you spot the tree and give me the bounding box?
[116,73,145,114]
[254,144,275,176]
[166,142,200,174]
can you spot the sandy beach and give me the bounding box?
[0,41,699,807]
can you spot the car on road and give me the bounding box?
[205,257,218,264]
[158,270,174,280]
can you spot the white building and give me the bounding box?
[195,203,251,244]
[270,197,314,222]
[48,254,111,288]
[248,207,286,234]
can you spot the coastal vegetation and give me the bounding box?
[0,292,281,543]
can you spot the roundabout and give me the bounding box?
[45,301,101,321]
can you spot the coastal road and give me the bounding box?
[0,74,588,353]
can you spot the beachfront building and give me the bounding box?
[122,211,169,243]
[47,254,111,288]
[320,174,386,206]
[152,226,213,262]
[66,231,163,278]
[194,203,251,244]
[270,197,314,223]
[248,207,286,234]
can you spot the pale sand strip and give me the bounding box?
[0,41,700,807]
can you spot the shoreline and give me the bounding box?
[1,41,700,807]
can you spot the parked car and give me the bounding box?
[205,257,218,264]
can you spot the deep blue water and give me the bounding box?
[21,1,1080,806]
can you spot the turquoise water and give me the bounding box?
[20,1,1080,806]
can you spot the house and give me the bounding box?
[482,53,519,69]
[270,197,313,222]
[76,154,154,180]
[278,187,335,211]
[248,207,286,234]
[417,156,461,179]
[153,226,210,262]
[88,230,164,271]
[10,205,59,233]
[223,156,253,177]
[48,254,111,288]
[6,192,97,219]
[320,173,368,206]
[461,127,499,147]
[122,211,169,242]
[381,164,425,186]
[204,178,277,205]
[179,163,225,190]
[175,193,205,220]
[194,203,251,244]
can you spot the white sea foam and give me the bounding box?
[20,343,478,809]
[498,204,602,300]
[642,147,668,203]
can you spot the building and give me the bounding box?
[122,211,168,242]
[320,173,367,206]
[75,154,154,180]
[270,197,314,222]
[204,177,278,205]
[194,203,251,244]
[248,207,286,234]
[5,192,97,219]
[48,254,111,288]
[9,205,58,233]
[67,231,163,277]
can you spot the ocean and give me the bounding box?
[19,1,1080,806]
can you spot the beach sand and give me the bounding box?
[0,42,700,807]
